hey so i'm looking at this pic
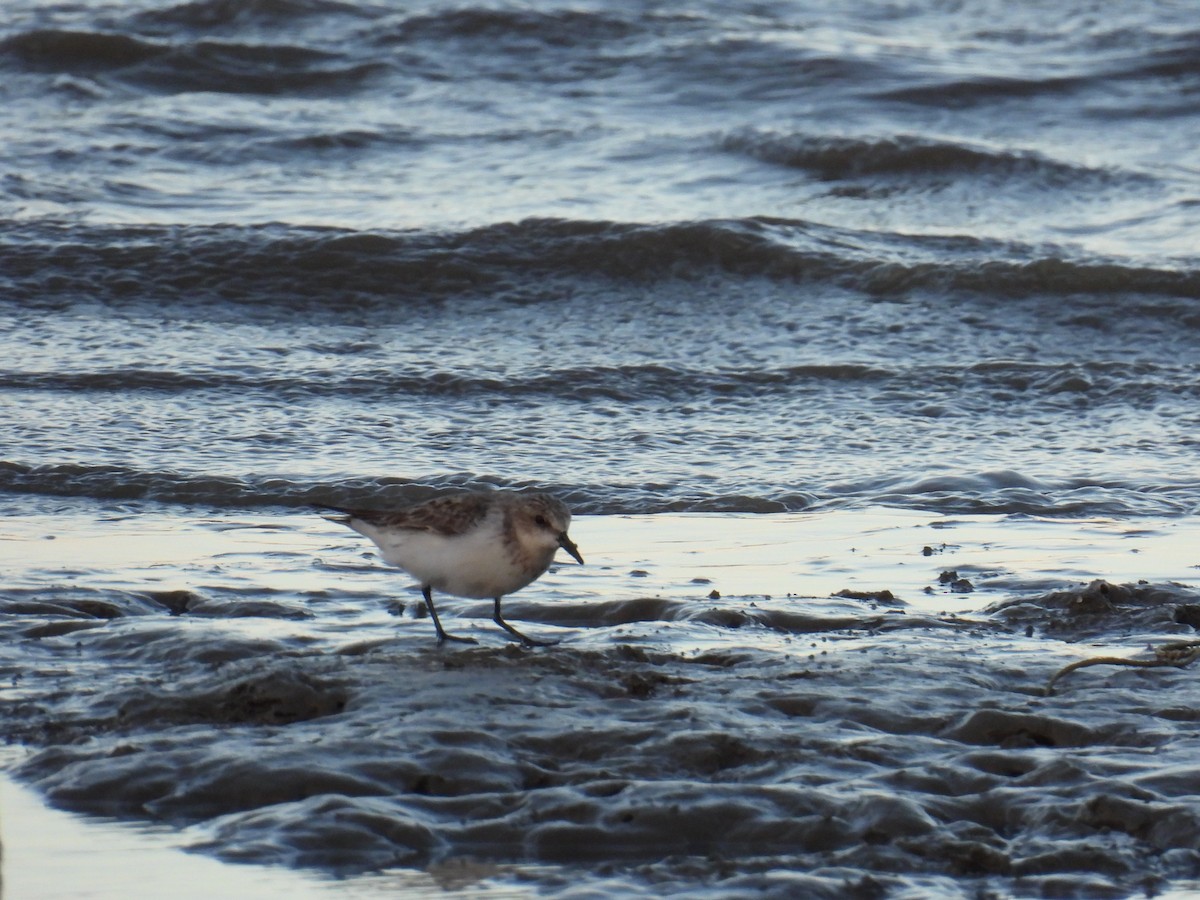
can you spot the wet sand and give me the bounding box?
[2,508,1200,897]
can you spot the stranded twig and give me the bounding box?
[1046,640,1200,695]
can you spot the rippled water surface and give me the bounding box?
[2,0,1199,896]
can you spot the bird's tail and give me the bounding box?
[313,503,353,525]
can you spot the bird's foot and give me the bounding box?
[436,632,478,645]
[495,617,556,648]
[519,636,559,648]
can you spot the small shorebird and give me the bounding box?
[319,491,583,646]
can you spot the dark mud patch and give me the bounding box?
[987,578,1200,641]
[508,593,971,637]
[144,589,313,620]
[1,587,163,619]
[3,581,1200,896]
[117,663,349,727]
[833,588,906,606]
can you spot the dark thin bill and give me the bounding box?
[557,532,584,565]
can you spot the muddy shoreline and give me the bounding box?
[3,510,1200,897]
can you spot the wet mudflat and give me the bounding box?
[2,509,1199,898]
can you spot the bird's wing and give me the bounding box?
[334,494,492,537]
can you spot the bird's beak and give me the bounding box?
[557,532,584,565]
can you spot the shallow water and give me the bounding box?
[3,0,1200,896]
[1,769,396,899]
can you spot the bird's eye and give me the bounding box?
[534,515,549,528]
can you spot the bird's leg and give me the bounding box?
[423,586,476,645]
[493,596,557,647]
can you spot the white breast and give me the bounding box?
[353,513,548,599]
